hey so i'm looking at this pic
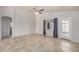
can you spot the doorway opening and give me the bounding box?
[1,16,12,39]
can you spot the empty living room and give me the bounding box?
[0,6,79,52]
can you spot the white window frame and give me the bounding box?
[60,18,72,39]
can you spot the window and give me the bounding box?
[60,18,72,39]
[61,20,70,33]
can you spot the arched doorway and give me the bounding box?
[1,16,12,39]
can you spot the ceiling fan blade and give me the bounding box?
[39,9,44,11]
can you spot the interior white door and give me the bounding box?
[46,20,53,36]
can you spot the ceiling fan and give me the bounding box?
[29,7,44,14]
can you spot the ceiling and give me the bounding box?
[16,6,79,12]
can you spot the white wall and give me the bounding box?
[0,7,36,37]
[0,17,1,39]
[36,11,79,42]
[72,12,79,43]
[14,8,36,36]
[0,6,15,37]
[0,6,79,43]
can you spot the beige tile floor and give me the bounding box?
[0,34,79,52]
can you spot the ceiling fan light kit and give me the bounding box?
[33,7,44,14]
